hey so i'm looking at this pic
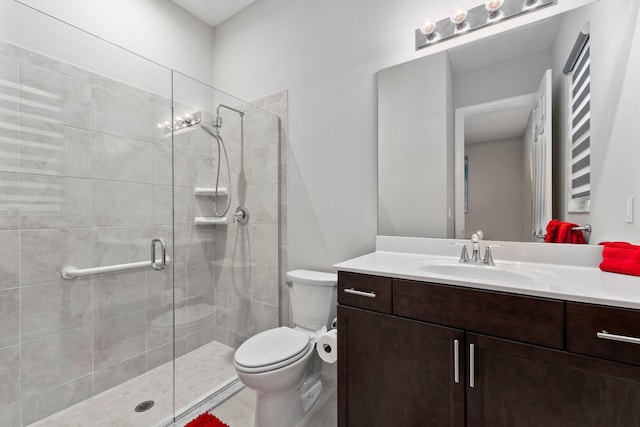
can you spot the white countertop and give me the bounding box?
[333,237,640,310]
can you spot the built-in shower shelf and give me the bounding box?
[194,216,228,226]
[194,187,228,197]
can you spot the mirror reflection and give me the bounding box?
[378,0,640,244]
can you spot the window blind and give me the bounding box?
[565,34,591,199]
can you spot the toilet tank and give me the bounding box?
[287,270,337,330]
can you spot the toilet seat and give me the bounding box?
[234,327,313,374]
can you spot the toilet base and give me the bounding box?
[253,377,322,427]
[299,380,323,425]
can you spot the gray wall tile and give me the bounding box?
[21,325,92,397]
[92,181,152,226]
[91,133,152,183]
[186,259,215,298]
[0,171,20,229]
[0,401,20,427]
[20,119,92,178]
[252,263,279,306]
[93,270,146,321]
[20,174,93,229]
[21,374,92,426]
[20,228,92,286]
[91,86,149,141]
[251,224,278,265]
[19,62,92,128]
[0,114,19,173]
[21,278,92,341]
[247,144,278,185]
[246,184,278,224]
[91,226,149,267]
[0,345,19,406]
[0,230,18,289]
[93,353,146,395]
[0,289,19,349]
[94,311,146,370]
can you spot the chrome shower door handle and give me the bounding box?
[151,238,167,271]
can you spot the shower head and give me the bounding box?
[200,123,220,138]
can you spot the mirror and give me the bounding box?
[378,0,640,244]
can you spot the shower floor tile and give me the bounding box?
[30,341,237,427]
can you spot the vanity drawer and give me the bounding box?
[338,272,392,314]
[567,302,640,366]
[393,279,564,349]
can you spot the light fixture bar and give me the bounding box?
[415,0,555,51]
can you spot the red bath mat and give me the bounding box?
[184,412,230,427]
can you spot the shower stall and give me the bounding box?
[0,3,283,426]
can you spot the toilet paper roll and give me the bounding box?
[316,329,338,364]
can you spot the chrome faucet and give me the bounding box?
[457,231,496,266]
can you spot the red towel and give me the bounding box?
[544,219,586,244]
[599,242,640,276]
[185,413,230,427]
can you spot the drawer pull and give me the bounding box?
[344,288,377,298]
[597,330,640,345]
[454,339,460,384]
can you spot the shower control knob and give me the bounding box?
[234,206,250,225]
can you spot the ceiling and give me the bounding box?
[171,0,256,27]
[464,105,532,144]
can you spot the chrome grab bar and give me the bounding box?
[343,288,377,298]
[61,256,171,279]
[597,330,640,345]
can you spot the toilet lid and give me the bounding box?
[234,327,311,369]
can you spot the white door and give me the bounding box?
[531,69,553,241]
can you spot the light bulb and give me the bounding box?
[450,8,467,25]
[485,0,504,12]
[420,19,437,36]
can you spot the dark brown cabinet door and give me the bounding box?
[466,333,640,427]
[338,305,465,427]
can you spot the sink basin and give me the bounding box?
[408,260,556,289]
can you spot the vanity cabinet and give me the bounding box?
[337,271,640,427]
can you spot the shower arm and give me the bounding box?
[216,104,245,117]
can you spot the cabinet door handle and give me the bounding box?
[454,339,460,384]
[344,288,377,298]
[597,330,640,345]
[469,343,475,388]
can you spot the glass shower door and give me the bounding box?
[0,2,177,425]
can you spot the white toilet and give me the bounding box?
[233,269,338,427]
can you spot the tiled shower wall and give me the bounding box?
[0,39,282,426]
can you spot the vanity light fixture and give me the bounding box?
[415,0,554,50]
[523,0,542,10]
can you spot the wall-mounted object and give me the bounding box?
[195,217,228,225]
[194,187,229,197]
[416,0,554,50]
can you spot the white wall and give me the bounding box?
[0,0,214,86]
[210,0,596,270]
[553,0,640,243]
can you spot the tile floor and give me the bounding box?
[30,341,237,427]
[28,339,337,427]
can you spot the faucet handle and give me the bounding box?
[482,244,504,266]
[450,242,470,263]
